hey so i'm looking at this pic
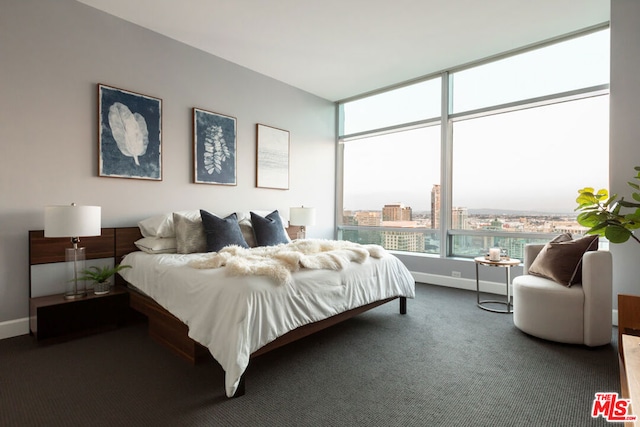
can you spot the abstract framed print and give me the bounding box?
[256,123,289,190]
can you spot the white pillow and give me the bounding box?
[138,210,203,238]
[134,237,177,254]
[138,214,171,238]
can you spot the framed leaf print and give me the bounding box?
[256,124,290,190]
[193,108,237,185]
[98,84,162,180]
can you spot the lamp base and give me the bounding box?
[64,291,87,300]
[296,226,306,240]
[65,246,87,300]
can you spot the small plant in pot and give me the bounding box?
[77,264,132,295]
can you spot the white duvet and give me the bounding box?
[119,247,415,397]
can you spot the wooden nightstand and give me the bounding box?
[29,286,129,343]
[619,294,640,427]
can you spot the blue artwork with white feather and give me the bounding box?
[98,85,162,180]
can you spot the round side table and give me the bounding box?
[473,256,521,314]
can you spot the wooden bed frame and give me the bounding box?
[30,226,408,397]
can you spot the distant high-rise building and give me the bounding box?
[489,218,503,230]
[381,230,425,252]
[342,210,357,226]
[431,185,440,229]
[382,203,412,221]
[354,211,381,226]
[452,207,468,229]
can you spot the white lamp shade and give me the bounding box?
[44,205,102,238]
[289,207,316,226]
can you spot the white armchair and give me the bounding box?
[512,243,612,347]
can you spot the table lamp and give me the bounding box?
[289,206,316,239]
[44,203,101,299]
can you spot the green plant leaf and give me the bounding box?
[605,225,632,243]
[623,212,640,229]
[577,212,600,227]
[595,188,608,199]
[612,203,622,216]
[619,200,640,208]
[588,222,608,233]
[74,264,131,283]
[575,192,596,206]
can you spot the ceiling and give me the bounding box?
[76,0,609,101]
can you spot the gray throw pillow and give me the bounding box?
[173,212,206,254]
[238,218,257,248]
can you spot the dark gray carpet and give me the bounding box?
[0,283,619,426]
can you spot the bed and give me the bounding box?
[30,210,415,398]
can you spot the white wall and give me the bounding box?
[0,0,335,331]
[610,0,640,301]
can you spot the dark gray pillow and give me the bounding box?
[200,210,249,252]
[528,234,599,286]
[250,210,289,246]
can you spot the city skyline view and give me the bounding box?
[343,201,587,233]
[341,200,590,259]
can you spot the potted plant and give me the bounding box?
[575,166,640,244]
[77,264,132,295]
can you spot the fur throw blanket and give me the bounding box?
[189,239,387,285]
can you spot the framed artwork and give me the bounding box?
[98,84,162,180]
[256,124,290,190]
[193,108,237,185]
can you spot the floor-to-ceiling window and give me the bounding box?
[337,26,609,259]
[338,78,442,253]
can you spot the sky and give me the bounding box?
[341,29,610,214]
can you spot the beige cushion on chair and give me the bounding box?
[512,243,612,347]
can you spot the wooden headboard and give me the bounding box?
[29,227,142,264]
[30,224,301,269]
[114,227,144,259]
[29,229,115,265]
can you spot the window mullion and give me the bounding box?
[440,72,452,258]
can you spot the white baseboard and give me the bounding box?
[411,271,619,327]
[411,271,510,295]
[0,317,29,340]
